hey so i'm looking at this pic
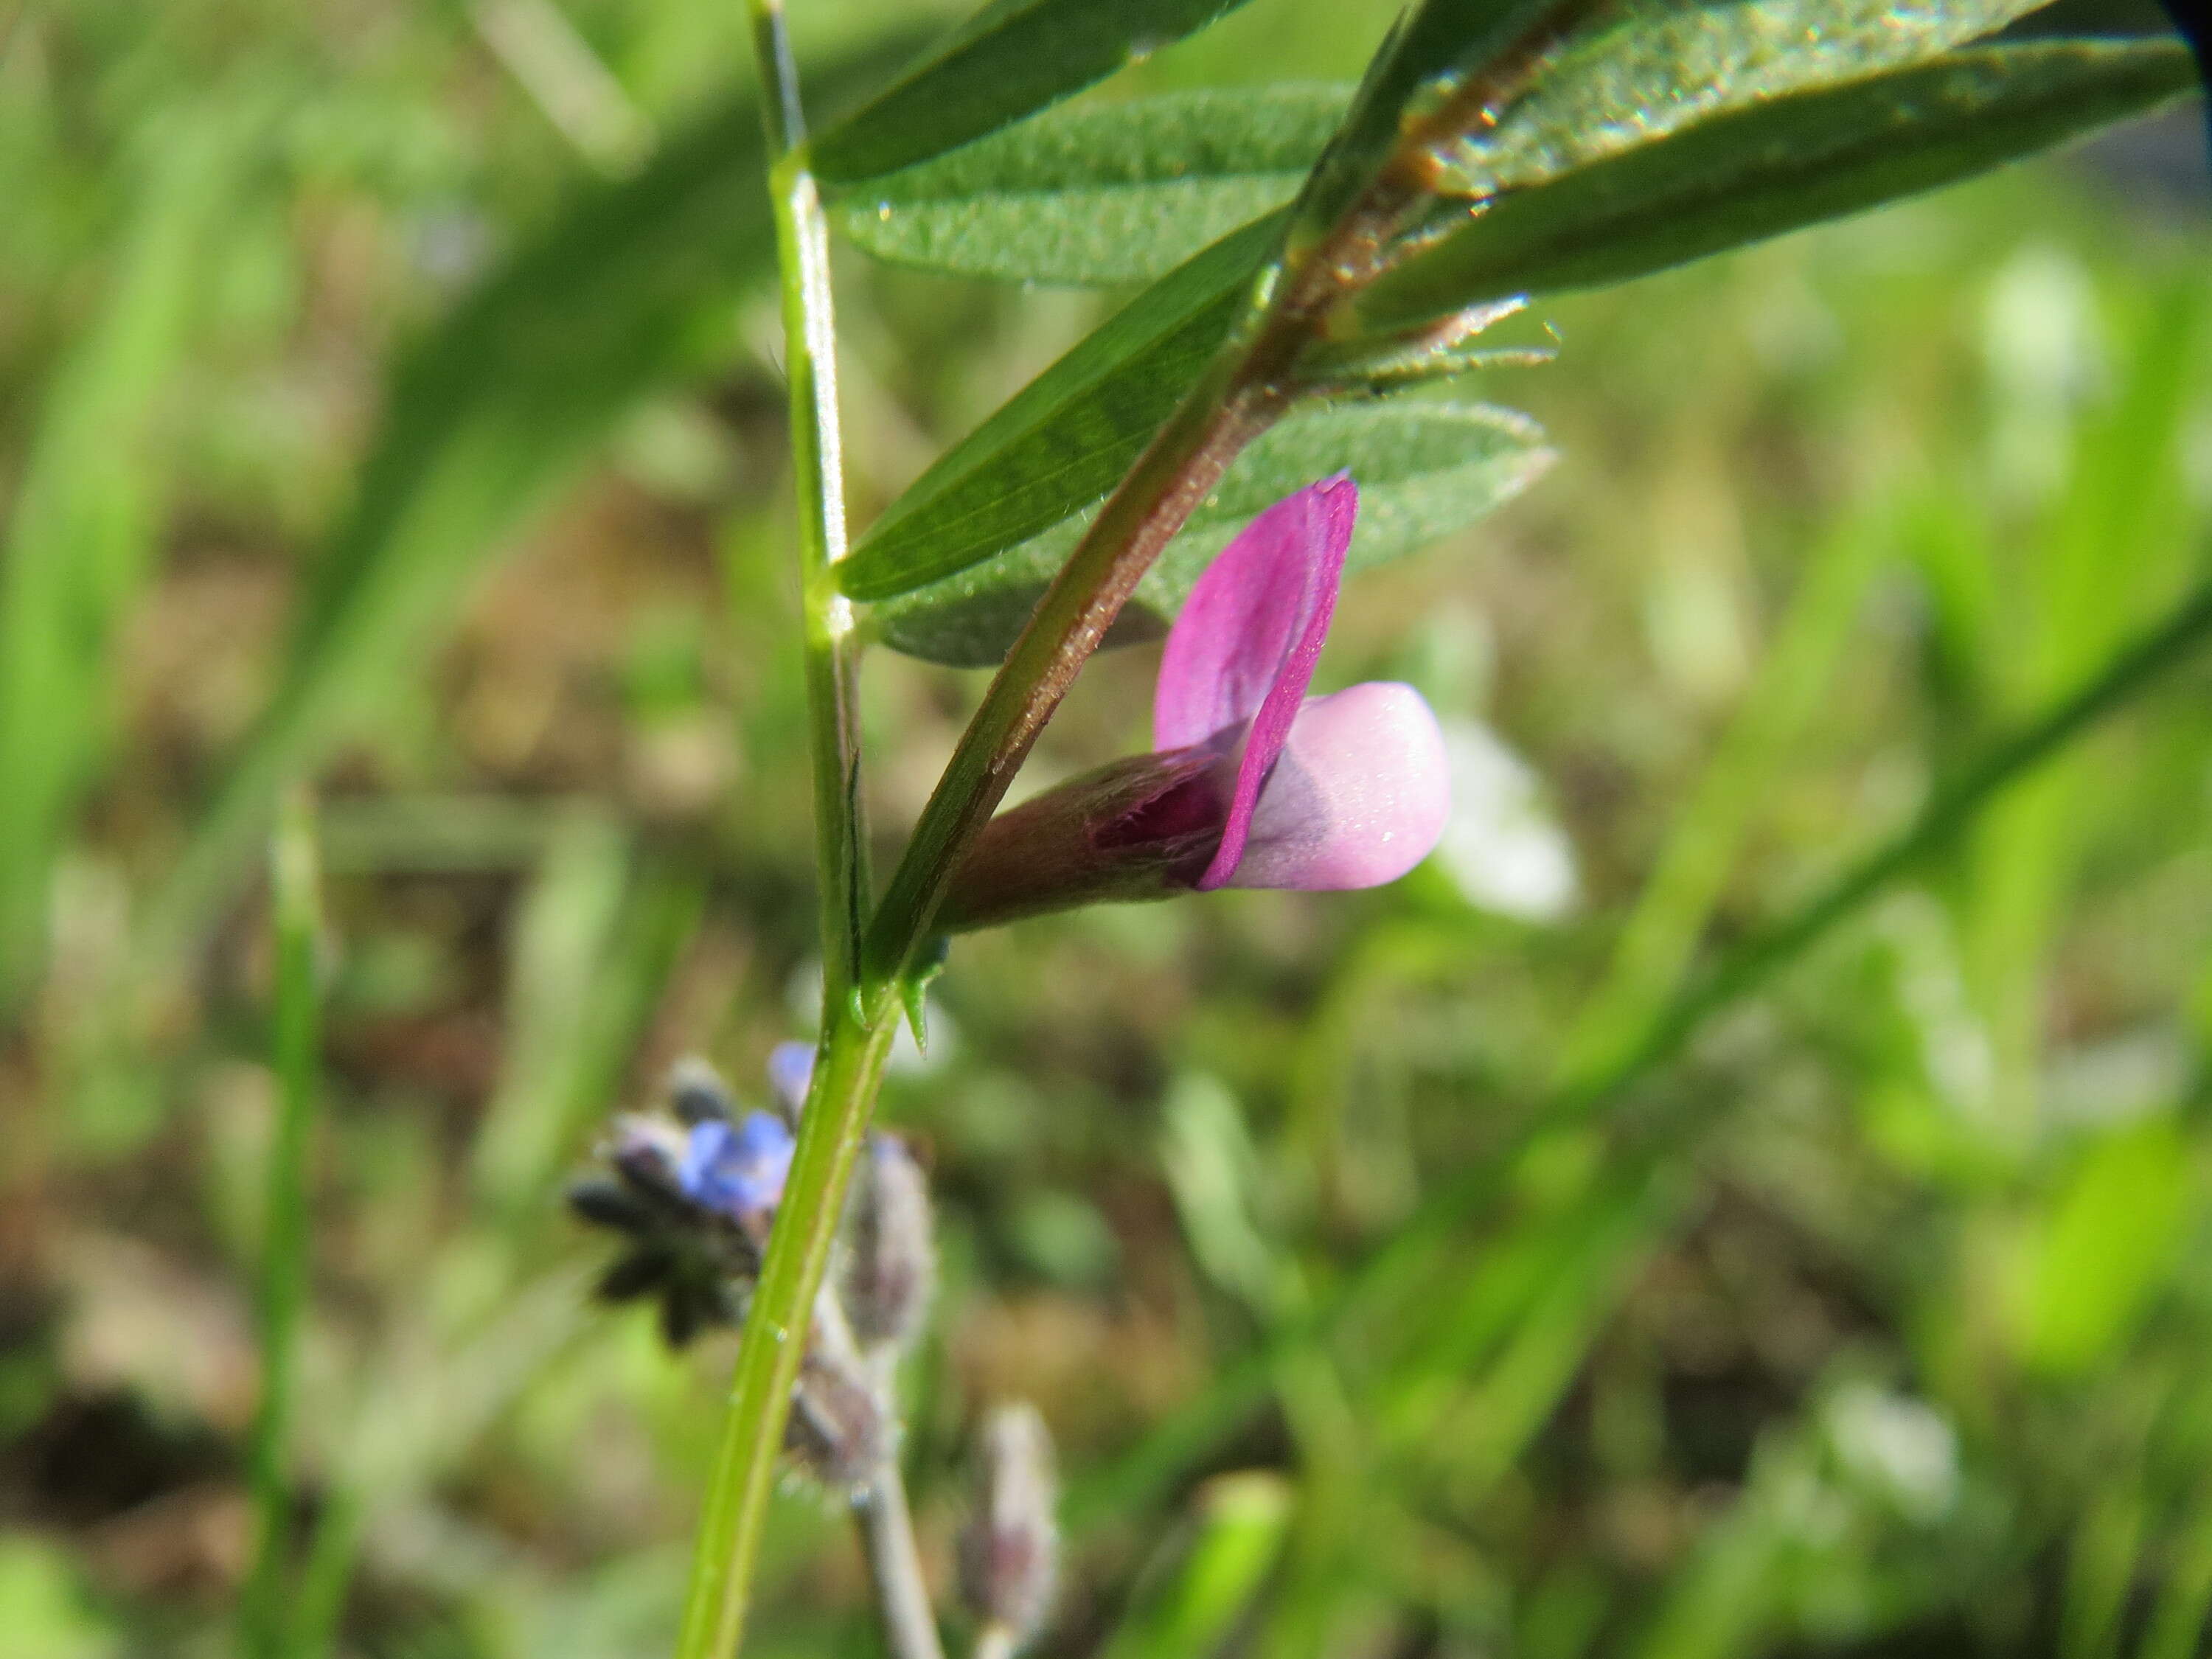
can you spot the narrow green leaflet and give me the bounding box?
[832,86,1349,285]
[838,213,1284,605]
[812,0,1257,186]
[1296,0,2038,246]
[836,0,1956,282]
[1357,40,2199,332]
[1441,0,2045,196]
[875,401,1554,666]
[143,40,925,958]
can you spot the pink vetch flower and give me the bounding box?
[940,475,1451,932]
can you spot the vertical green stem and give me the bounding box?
[753,9,869,1004]
[677,4,891,1655]
[677,1004,900,1659]
[242,785,321,1659]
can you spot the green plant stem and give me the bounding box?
[241,785,321,1659]
[677,1002,901,1659]
[1070,560,2212,1528]
[676,10,890,1650]
[754,32,869,1007]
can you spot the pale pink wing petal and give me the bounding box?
[1153,476,1356,890]
[1224,683,1451,891]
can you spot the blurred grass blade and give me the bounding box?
[874,400,1554,665]
[810,0,1258,186]
[285,1487,364,1659]
[2138,1482,2212,1659]
[1631,1429,1807,1659]
[1356,40,2198,333]
[2059,1486,2147,1659]
[1161,1074,1283,1319]
[2017,1115,2193,1377]
[282,817,699,1646]
[143,39,919,963]
[316,793,596,872]
[471,840,707,1228]
[472,0,655,175]
[0,111,246,1001]
[1387,1162,1681,1495]
[1559,511,1884,1088]
[1375,1151,1672,1450]
[838,213,1280,604]
[146,99,763,953]
[1099,1473,1294,1659]
[1583,568,2212,1124]
[832,86,1347,285]
[467,808,630,1214]
[240,787,322,1659]
[1965,287,2202,1130]
[300,1266,591,1656]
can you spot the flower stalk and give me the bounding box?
[767,150,868,1002]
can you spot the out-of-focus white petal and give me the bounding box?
[1433,719,1576,922]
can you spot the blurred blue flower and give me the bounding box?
[678,1110,795,1220]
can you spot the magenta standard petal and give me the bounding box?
[1155,476,1356,751]
[1225,683,1451,891]
[1154,476,1357,890]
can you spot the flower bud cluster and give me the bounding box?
[570,1053,948,1492]
[574,1054,1061,1645]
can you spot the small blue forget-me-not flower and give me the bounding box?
[677,1111,795,1222]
